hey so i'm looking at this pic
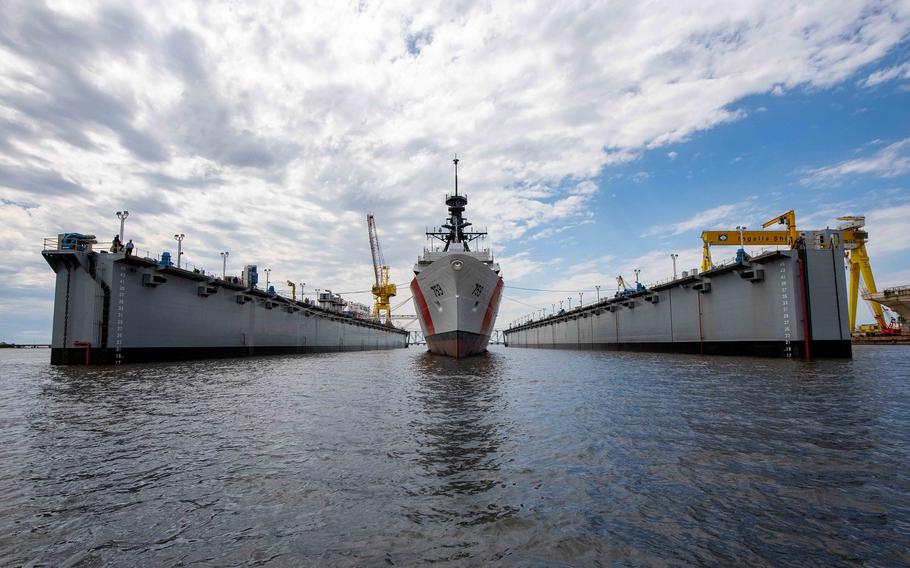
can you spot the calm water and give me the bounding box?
[1,346,908,567]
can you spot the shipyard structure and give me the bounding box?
[504,231,851,359]
[43,235,407,365]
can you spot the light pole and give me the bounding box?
[736,226,747,263]
[670,253,678,279]
[595,285,601,302]
[559,300,564,311]
[634,268,641,284]
[173,233,185,268]
[579,292,584,307]
[567,297,572,310]
[115,211,129,242]
[552,303,556,315]
[220,251,229,278]
[264,268,272,291]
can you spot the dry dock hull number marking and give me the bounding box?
[779,261,792,359]
[115,266,126,364]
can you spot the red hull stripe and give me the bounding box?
[481,277,504,336]
[410,278,436,336]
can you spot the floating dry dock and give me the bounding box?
[43,236,408,365]
[504,234,851,359]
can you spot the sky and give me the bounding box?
[1,0,909,342]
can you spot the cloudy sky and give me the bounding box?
[1,0,909,341]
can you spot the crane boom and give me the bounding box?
[367,214,382,287]
[366,213,396,324]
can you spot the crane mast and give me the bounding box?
[366,213,396,324]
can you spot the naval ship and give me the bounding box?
[411,159,503,357]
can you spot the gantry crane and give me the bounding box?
[700,210,798,272]
[367,213,396,324]
[700,210,889,334]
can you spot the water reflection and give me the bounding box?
[408,351,516,526]
[2,346,908,566]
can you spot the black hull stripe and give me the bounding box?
[503,339,852,358]
[51,344,407,365]
[424,330,491,358]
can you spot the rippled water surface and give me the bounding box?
[1,346,909,567]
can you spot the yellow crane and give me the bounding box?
[700,209,886,334]
[837,215,892,333]
[700,210,798,272]
[367,213,396,324]
[286,281,296,301]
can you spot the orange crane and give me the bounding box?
[367,213,396,324]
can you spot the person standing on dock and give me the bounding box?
[125,239,134,257]
[111,235,121,253]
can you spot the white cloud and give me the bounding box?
[641,203,741,237]
[570,180,598,195]
[2,1,910,337]
[801,138,910,186]
[497,251,561,282]
[667,151,678,160]
[860,61,910,87]
[864,203,910,256]
[497,247,705,325]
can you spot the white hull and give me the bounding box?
[411,252,503,357]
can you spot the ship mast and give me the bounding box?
[426,156,486,251]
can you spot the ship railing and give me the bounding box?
[43,237,211,274]
[642,246,786,289]
[43,236,98,252]
[867,285,910,298]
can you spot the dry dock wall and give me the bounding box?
[504,248,851,359]
[44,251,407,364]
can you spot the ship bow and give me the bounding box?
[411,253,503,358]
